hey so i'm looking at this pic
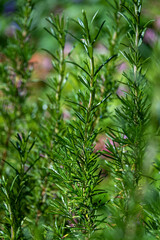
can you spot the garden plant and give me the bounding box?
[0,0,160,239]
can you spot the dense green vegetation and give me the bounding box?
[0,0,160,239]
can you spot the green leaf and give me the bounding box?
[28,140,35,153]
[94,54,117,76]
[1,159,18,173]
[77,18,85,29]
[78,75,90,90]
[25,157,40,174]
[118,12,134,29]
[66,99,87,111]
[91,10,99,24]
[120,50,134,64]
[42,48,59,62]
[121,4,137,23]
[92,20,106,45]
[66,30,85,46]
[143,19,155,29]
[10,175,19,192]
[17,133,22,142]
[91,93,112,111]
[44,27,61,45]
[75,112,86,124]
[66,61,90,77]
[82,10,91,43]
[46,17,59,32]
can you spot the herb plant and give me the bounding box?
[0,0,35,174]
[0,0,159,239]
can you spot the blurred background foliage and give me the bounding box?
[1,0,159,91]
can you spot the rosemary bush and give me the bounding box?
[0,0,35,174]
[0,0,160,239]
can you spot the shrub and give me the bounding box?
[0,0,160,239]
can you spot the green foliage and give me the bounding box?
[0,0,159,239]
[0,133,39,239]
[0,0,35,174]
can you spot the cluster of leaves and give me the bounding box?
[0,133,39,239]
[46,10,118,239]
[0,0,35,174]
[0,0,160,239]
